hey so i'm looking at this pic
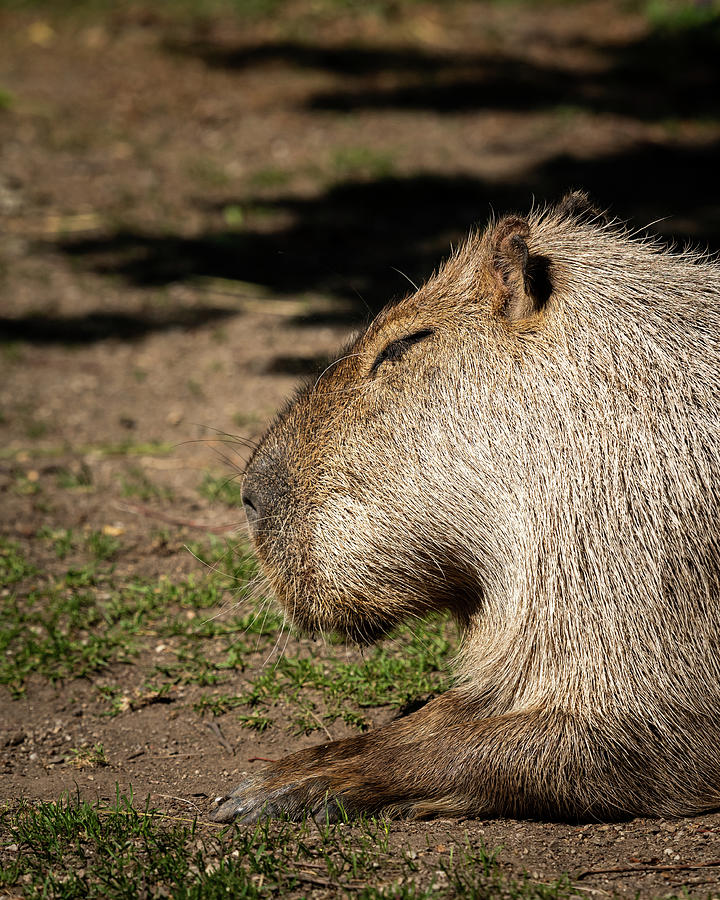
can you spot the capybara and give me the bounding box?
[211,192,720,824]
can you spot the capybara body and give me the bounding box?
[211,192,720,824]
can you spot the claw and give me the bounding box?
[208,774,342,824]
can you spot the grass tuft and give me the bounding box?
[0,793,577,899]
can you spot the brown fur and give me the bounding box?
[211,192,720,824]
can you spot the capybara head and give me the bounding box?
[242,191,720,653]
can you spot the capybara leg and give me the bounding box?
[209,693,619,823]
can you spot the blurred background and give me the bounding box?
[1,0,720,498]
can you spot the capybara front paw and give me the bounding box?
[209,774,351,824]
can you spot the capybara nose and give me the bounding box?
[241,451,291,539]
[242,487,260,530]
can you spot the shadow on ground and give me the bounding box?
[57,138,720,326]
[0,308,238,345]
[28,16,720,359]
[170,19,720,121]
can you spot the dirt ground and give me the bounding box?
[3,1,720,896]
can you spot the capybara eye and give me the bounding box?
[370,328,434,375]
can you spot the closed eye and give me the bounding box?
[370,328,434,375]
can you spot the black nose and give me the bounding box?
[242,449,291,539]
[242,487,260,529]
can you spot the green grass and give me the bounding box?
[68,742,108,769]
[644,0,720,30]
[0,538,37,587]
[85,529,121,561]
[332,146,396,180]
[233,616,454,734]
[37,526,76,559]
[249,166,293,189]
[0,792,578,899]
[0,441,174,461]
[56,462,93,490]
[120,464,175,502]
[1,531,453,732]
[186,157,232,188]
[198,472,244,507]
[0,535,275,697]
[0,87,14,110]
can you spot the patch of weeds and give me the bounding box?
[56,461,93,490]
[85,529,121,561]
[222,203,245,228]
[135,568,278,687]
[120,465,175,502]
[332,146,396,180]
[0,790,579,898]
[97,681,173,716]
[69,742,108,769]
[198,472,244,507]
[0,586,118,696]
[2,441,173,461]
[232,410,262,428]
[194,692,246,716]
[187,378,205,398]
[132,367,148,383]
[0,538,36,587]
[238,615,455,734]
[63,563,101,588]
[186,157,231,188]
[236,711,273,731]
[0,87,14,110]
[249,166,292,189]
[445,840,574,899]
[96,683,127,716]
[99,440,175,457]
[0,533,269,696]
[645,0,720,30]
[12,470,40,495]
[37,526,76,560]
[0,573,180,695]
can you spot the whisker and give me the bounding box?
[391,266,420,292]
[313,352,364,390]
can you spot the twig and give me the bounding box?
[116,500,239,533]
[289,871,368,889]
[206,721,235,756]
[95,808,225,828]
[577,859,720,879]
[152,793,203,812]
[307,708,334,742]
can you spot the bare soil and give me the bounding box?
[2,1,720,895]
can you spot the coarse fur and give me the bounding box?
[211,192,720,824]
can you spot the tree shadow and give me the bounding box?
[40,17,720,357]
[56,135,720,339]
[57,175,531,325]
[0,307,237,345]
[171,22,720,122]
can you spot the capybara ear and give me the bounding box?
[491,216,551,324]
